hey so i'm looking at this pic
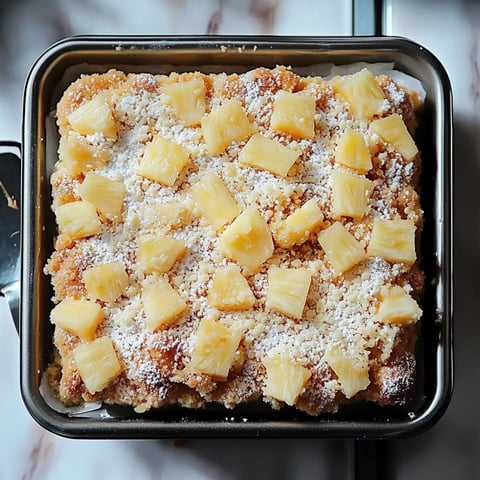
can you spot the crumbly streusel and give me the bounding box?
[45,66,424,415]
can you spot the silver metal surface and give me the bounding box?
[353,0,378,35]
[0,142,21,332]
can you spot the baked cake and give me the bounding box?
[44,66,424,415]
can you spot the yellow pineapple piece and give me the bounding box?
[58,132,109,175]
[219,207,274,271]
[55,201,101,240]
[333,69,386,119]
[201,99,255,155]
[208,265,255,310]
[163,79,206,126]
[238,134,300,177]
[318,222,365,274]
[78,172,126,222]
[367,219,416,265]
[141,201,192,230]
[50,298,104,342]
[73,337,122,394]
[270,91,315,139]
[137,235,186,274]
[191,172,242,231]
[67,93,117,139]
[331,170,372,220]
[376,285,422,325]
[275,199,324,248]
[138,135,190,186]
[324,346,370,398]
[266,267,312,319]
[335,130,372,173]
[83,261,129,303]
[189,317,242,380]
[142,277,188,332]
[262,354,311,406]
[369,113,419,161]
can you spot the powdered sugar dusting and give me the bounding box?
[45,67,424,415]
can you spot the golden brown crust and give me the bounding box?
[56,70,128,136]
[45,66,424,415]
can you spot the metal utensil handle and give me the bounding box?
[354,440,390,480]
[353,0,383,36]
[2,282,19,333]
[352,1,390,475]
[0,140,21,333]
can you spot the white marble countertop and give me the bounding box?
[0,0,475,478]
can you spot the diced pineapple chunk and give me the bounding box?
[333,69,386,120]
[58,132,109,175]
[163,79,206,126]
[331,170,372,220]
[73,337,122,394]
[275,199,324,248]
[238,134,300,177]
[318,222,365,274]
[55,201,101,240]
[324,346,370,398]
[50,298,104,342]
[137,235,186,274]
[201,99,255,155]
[219,207,274,271]
[189,317,242,380]
[262,354,311,406]
[191,172,242,231]
[270,91,315,139]
[141,201,192,230]
[369,113,419,161]
[83,261,129,303]
[266,267,312,319]
[142,277,188,331]
[138,135,190,186]
[335,130,372,173]
[208,265,255,310]
[367,219,416,265]
[78,172,126,222]
[67,93,117,139]
[376,285,422,325]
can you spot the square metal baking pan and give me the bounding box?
[19,35,453,439]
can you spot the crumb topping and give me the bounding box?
[45,66,424,415]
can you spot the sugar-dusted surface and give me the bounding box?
[45,65,423,416]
